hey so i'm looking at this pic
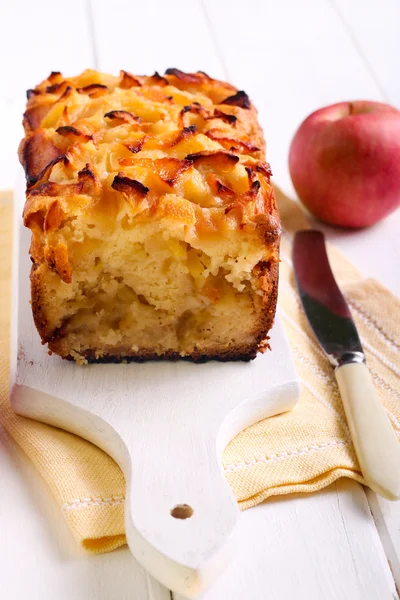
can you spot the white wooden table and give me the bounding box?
[1,1,400,598]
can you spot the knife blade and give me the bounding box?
[293,229,400,501]
[292,230,364,368]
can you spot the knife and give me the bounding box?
[293,229,400,501]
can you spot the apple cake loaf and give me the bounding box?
[19,69,280,363]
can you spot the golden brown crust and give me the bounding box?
[20,68,271,226]
[20,68,280,362]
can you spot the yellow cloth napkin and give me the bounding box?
[1,188,400,553]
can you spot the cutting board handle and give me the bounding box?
[122,424,238,598]
[117,381,298,597]
[12,383,238,598]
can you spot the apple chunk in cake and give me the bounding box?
[19,68,280,363]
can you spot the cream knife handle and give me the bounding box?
[335,361,400,501]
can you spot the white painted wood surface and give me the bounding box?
[194,479,397,600]
[1,0,400,598]
[331,0,400,106]
[11,198,299,597]
[367,489,400,590]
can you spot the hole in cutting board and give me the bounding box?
[170,504,193,519]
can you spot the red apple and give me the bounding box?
[288,101,400,228]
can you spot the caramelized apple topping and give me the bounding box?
[119,70,142,89]
[124,136,148,155]
[165,68,203,83]
[77,84,108,98]
[44,242,72,283]
[57,86,73,101]
[255,162,273,179]
[112,174,149,196]
[23,104,52,131]
[206,109,237,125]
[205,129,260,153]
[29,181,83,197]
[221,90,250,109]
[77,164,100,193]
[47,71,62,82]
[153,157,192,186]
[56,126,93,142]
[178,104,207,127]
[30,163,99,197]
[19,131,64,185]
[185,150,239,169]
[122,158,192,187]
[30,155,69,189]
[170,125,197,146]
[26,89,40,99]
[44,200,64,233]
[250,180,261,194]
[147,71,169,86]
[46,82,70,95]
[179,104,238,130]
[207,173,235,198]
[104,110,140,125]
[245,166,256,185]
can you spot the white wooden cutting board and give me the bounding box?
[10,177,300,598]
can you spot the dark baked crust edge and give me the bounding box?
[67,347,258,364]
